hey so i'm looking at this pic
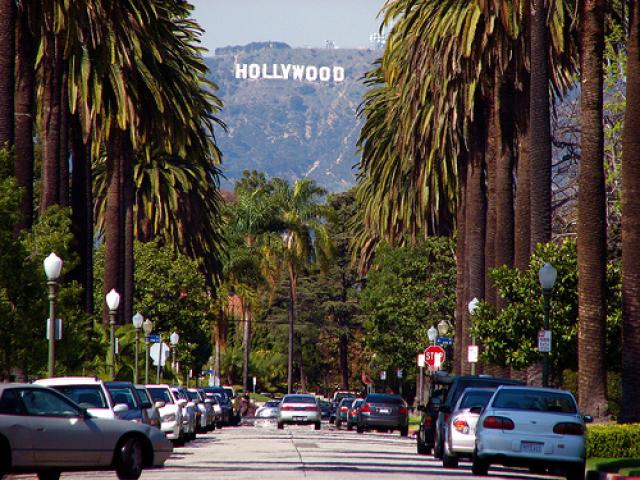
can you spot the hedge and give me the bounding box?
[587,424,640,458]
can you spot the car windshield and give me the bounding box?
[135,388,151,404]
[107,386,138,409]
[264,401,280,407]
[223,388,234,398]
[492,389,577,413]
[148,388,173,404]
[283,395,315,404]
[365,394,404,405]
[459,390,494,410]
[187,391,199,401]
[334,392,355,402]
[53,385,107,409]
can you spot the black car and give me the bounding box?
[329,391,357,424]
[356,393,409,436]
[417,374,524,458]
[319,400,331,420]
[203,387,232,425]
[104,381,152,424]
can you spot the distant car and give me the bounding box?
[347,399,364,431]
[473,386,591,480]
[335,397,356,429]
[202,387,232,425]
[255,400,281,418]
[319,400,331,420]
[35,377,132,421]
[146,384,185,443]
[222,385,241,425]
[329,391,357,424]
[356,393,408,436]
[104,381,149,424]
[187,388,214,432]
[171,387,196,441]
[0,383,172,480]
[135,385,161,429]
[441,388,496,468]
[277,394,321,430]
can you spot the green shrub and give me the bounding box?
[587,424,640,458]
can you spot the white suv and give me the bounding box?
[146,384,186,443]
[34,377,128,420]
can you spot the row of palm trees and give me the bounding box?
[355,0,639,421]
[0,1,224,335]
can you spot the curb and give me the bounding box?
[586,471,640,480]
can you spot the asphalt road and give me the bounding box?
[8,420,565,480]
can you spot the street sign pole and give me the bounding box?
[417,353,425,405]
[156,335,162,384]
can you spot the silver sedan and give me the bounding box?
[277,394,321,430]
[0,383,172,480]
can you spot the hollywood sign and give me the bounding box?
[235,63,345,82]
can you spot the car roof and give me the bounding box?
[145,384,171,389]
[494,385,573,394]
[34,376,104,386]
[104,381,134,387]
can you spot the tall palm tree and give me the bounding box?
[0,0,15,147]
[621,0,640,424]
[577,0,608,418]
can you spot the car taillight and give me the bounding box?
[483,416,515,430]
[361,403,371,413]
[423,416,432,427]
[553,422,584,435]
[453,418,470,434]
[304,406,317,411]
[351,410,357,415]
[340,406,348,412]
[280,405,293,411]
[399,407,407,415]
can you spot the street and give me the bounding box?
[8,421,565,480]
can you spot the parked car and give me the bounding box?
[277,394,321,430]
[146,384,185,443]
[329,391,357,424]
[171,387,196,441]
[135,385,161,429]
[335,397,356,429]
[35,377,132,421]
[187,388,214,432]
[104,381,149,424]
[222,385,241,425]
[255,400,281,418]
[356,393,408,436]
[416,371,451,454]
[202,387,232,425]
[319,400,331,420]
[346,399,364,431]
[441,388,496,468]
[472,386,591,480]
[0,383,172,480]
[205,393,223,426]
[423,374,524,458]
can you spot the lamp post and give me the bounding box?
[143,318,153,384]
[43,253,63,378]
[106,289,121,380]
[538,262,557,387]
[427,326,437,345]
[170,332,179,374]
[468,297,480,375]
[132,312,144,384]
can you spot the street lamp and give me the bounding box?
[132,312,144,384]
[427,326,438,345]
[170,331,179,374]
[437,319,450,337]
[143,318,153,384]
[538,263,557,387]
[105,289,121,380]
[468,297,480,375]
[43,253,63,378]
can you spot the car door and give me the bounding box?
[17,387,103,466]
[0,388,34,466]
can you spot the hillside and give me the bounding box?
[205,43,379,191]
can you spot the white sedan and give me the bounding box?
[473,386,591,480]
[0,383,172,480]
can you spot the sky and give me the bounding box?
[190,0,387,53]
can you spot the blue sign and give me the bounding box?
[202,369,216,375]
[436,336,453,346]
[146,334,161,343]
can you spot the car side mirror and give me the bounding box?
[113,403,129,414]
[204,399,213,404]
[439,405,451,414]
[177,399,187,408]
[80,407,92,419]
[469,406,483,414]
[141,401,152,409]
[155,401,166,409]
[583,415,594,423]
[417,405,426,412]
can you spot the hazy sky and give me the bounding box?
[190,0,387,52]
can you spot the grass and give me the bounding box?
[249,392,272,402]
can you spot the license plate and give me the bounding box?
[521,442,543,453]
[293,416,305,421]
[379,408,390,414]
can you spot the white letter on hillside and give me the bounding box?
[248,64,260,79]
[306,66,318,81]
[281,64,292,80]
[292,65,305,80]
[333,66,345,82]
[319,67,331,82]
[235,64,248,79]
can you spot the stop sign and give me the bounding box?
[424,345,446,370]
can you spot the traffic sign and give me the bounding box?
[150,342,170,366]
[424,345,446,370]
[538,329,552,353]
[417,353,425,368]
[380,370,387,381]
[468,345,479,363]
[202,369,215,375]
[436,336,453,346]
[145,334,161,343]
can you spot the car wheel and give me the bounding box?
[0,437,10,478]
[416,440,431,455]
[471,452,489,476]
[347,423,353,431]
[443,449,459,468]
[37,471,61,480]
[335,420,341,429]
[356,424,364,434]
[115,436,144,480]
[314,422,321,431]
[433,434,443,459]
[329,417,335,424]
[400,427,409,437]
[277,422,284,430]
[565,462,585,480]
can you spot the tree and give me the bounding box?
[0,0,15,147]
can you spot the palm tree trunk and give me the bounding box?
[122,137,134,326]
[621,0,640,424]
[242,302,251,393]
[339,330,349,389]
[529,0,552,247]
[0,0,15,147]
[287,261,297,394]
[485,82,497,307]
[58,74,69,208]
[455,152,468,376]
[577,0,608,418]
[14,7,35,230]
[104,130,123,326]
[41,32,62,210]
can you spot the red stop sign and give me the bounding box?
[424,345,446,369]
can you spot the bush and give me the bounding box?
[587,424,640,458]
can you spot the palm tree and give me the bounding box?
[577,0,608,418]
[621,0,640,424]
[0,0,15,147]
